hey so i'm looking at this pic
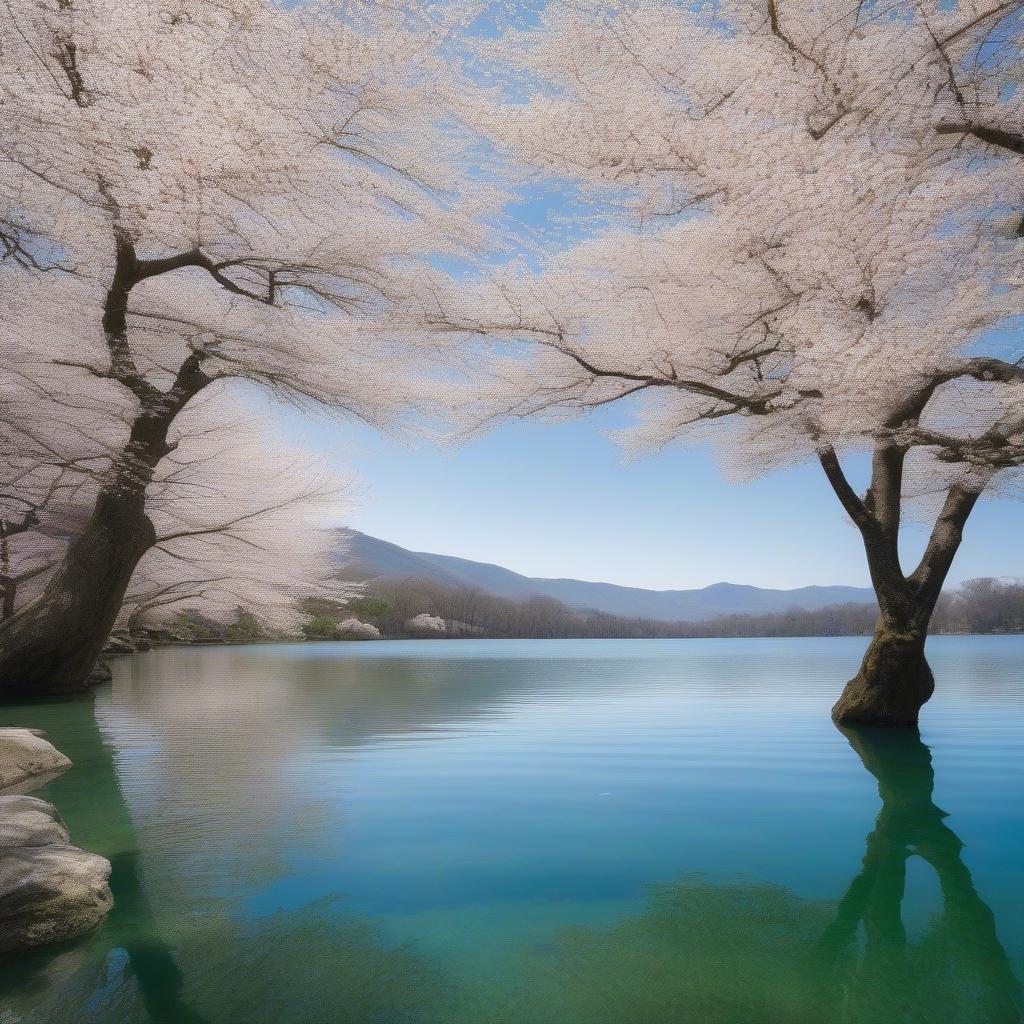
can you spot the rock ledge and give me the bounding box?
[0,729,72,794]
[0,750,113,954]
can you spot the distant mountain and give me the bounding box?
[340,531,875,623]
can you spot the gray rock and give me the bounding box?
[0,843,112,952]
[102,634,136,655]
[0,729,72,794]
[0,737,113,952]
[84,660,113,686]
[0,796,70,849]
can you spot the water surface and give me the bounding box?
[1,637,1022,1022]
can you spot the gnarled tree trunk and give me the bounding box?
[831,610,934,727]
[0,489,156,696]
[819,442,980,728]
[0,229,211,697]
[0,394,201,696]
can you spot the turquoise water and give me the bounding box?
[1,636,1022,1023]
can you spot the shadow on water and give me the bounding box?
[478,727,1024,1024]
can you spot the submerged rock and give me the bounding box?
[0,842,112,953]
[0,729,72,794]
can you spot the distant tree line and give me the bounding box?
[936,579,1024,635]
[127,575,1024,648]
[289,576,1024,642]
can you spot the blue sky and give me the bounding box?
[285,406,1023,591]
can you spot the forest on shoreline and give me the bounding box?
[116,576,1024,649]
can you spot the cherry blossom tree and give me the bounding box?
[336,617,382,639]
[0,0,497,694]
[446,0,1024,725]
[407,612,447,634]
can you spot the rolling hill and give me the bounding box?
[340,531,875,623]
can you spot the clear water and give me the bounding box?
[1,636,1022,1023]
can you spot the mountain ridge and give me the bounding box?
[340,531,876,622]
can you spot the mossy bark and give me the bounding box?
[831,623,934,727]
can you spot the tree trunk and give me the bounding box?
[832,614,934,727]
[817,444,980,728]
[0,228,219,696]
[0,489,156,697]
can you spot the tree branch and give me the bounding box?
[908,485,982,610]
[864,443,906,552]
[133,249,276,304]
[885,357,1024,431]
[936,122,1024,155]
[818,446,873,530]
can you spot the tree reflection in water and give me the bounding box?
[484,727,1023,1024]
[811,726,1022,1024]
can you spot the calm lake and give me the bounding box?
[1,636,1022,1023]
